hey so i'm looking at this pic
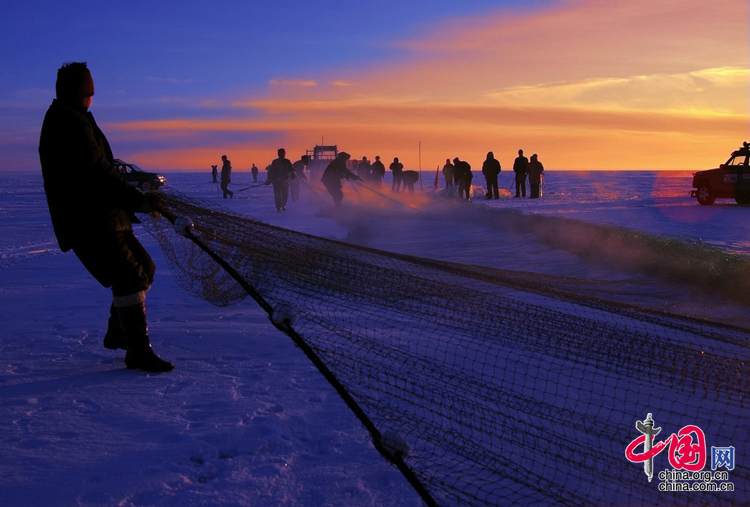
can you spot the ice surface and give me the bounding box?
[1,170,747,504]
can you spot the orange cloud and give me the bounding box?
[269,78,317,87]
[116,0,749,172]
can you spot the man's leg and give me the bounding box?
[113,233,172,372]
[76,231,172,372]
[280,182,289,209]
[273,184,283,211]
[114,295,173,372]
[103,303,126,350]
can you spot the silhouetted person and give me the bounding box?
[390,157,404,193]
[290,155,309,202]
[211,164,218,183]
[402,170,420,192]
[265,148,295,211]
[321,152,360,208]
[370,155,385,186]
[527,153,545,198]
[442,159,454,188]
[513,149,528,198]
[453,157,472,200]
[39,62,172,372]
[251,163,259,182]
[356,156,371,181]
[482,151,501,199]
[221,155,233,199]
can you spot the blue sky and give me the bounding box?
[1,0,553,171]
[2,1,549,108]
[1,0,747,172]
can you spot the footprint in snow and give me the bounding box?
[73,398,102,414]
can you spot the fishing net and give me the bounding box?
[143,188,749,505]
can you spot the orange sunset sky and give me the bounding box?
[3,0,749,172]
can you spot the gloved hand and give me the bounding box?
[139,192,163,216]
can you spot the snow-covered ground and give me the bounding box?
[1,169,748,505]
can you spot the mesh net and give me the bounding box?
[144,188,749,505]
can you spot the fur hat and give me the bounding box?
[56,62,94,102]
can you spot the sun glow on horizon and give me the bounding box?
[104,0,748,173]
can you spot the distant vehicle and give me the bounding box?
[305,144,339,178]
[691,142,750,205]
[113,159,167,191]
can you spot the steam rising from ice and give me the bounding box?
[302,178,750,323]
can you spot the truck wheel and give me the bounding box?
[696,184,715,205]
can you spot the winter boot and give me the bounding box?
[116,303,174,372]
[103,303,127,350]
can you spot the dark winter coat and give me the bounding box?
[292,160,307,180]
[221,159,232,184]
[442,162,454,179]
[482,158,501,178]
[402,170,419,184]
[321,157,358,188]
[513,155,529,175]
[455,160,472,183]
[527,159,544,185]
[356,160,371,180]
[266,157,295,185]
[370,160,385,180]
[401,170,420,191]
[39,99,146,252]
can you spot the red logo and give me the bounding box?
[626,424,707,472]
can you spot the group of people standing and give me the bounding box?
[40,61,554,378]
[443,157,473,200]
[512,150,545,199]
[218,147,544,210]
[353,155,386,187]
[442,150,545,200]
[214,150,310,212]
[350,155,420,193]
[263,149,310,212]
[441,157,478,200]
